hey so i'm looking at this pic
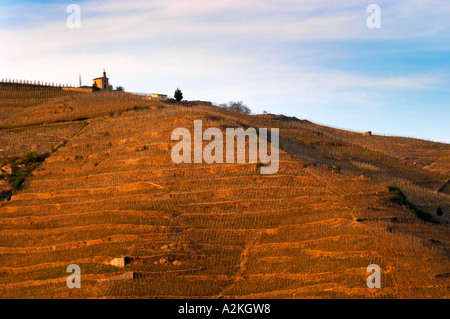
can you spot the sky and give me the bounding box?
[0,0,449,143]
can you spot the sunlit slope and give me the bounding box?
[0,87,449,298]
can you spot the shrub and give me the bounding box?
[388,186,405,199]
[22,149,40,163]
[8,165,27,189]
[334,165,342,174]
[92,83,100,92]
[6,150,46,190]
[130,105,149,112]
[408,201,439,224]
[388,186,440,224]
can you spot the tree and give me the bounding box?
[108,84,113,90]
[174,88,183,101]
[116,86,124,92]
[219,101,251,114]
[92,83,100,92]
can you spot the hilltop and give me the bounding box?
[0,84,449,298]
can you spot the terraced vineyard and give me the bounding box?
[0,86,449,298]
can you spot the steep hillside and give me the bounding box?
[0,85,449,298]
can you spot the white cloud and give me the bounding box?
[0,1,447,112]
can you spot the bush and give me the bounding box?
[22,149,40,163]
[8,166,27,189]
[6,150,46,190]
[92,83,101,92]
[388,186,440,224]
[130,105,149,112]
[408,201,439,224]
[334,165,342,174]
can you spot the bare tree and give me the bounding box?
[219,101,251,114]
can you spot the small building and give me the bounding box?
[93,70,109,90]
[149,93,167,101]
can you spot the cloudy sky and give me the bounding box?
[1,0,449,142]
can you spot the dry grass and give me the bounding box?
[0,85,448,299]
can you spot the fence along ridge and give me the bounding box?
[0,78,76,88]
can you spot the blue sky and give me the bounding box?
[1,0,449,142]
